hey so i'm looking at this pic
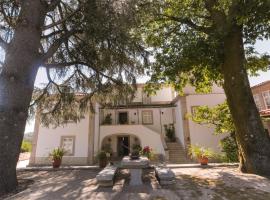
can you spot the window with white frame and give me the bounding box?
[263,91,270,109]
[142,110,153,124]
[253,94,263,111]
[61,136,75,156]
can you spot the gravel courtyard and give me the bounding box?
[4,165,270,200]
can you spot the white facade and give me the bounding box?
[30,85,227,165]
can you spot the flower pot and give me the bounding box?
[52,158,62,168]
[99,158,107,168]
[199,157,209,165]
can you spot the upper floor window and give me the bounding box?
[142,110,153,124]
[253,94,263,111]
[262,91,270,109]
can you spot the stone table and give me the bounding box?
[121,156,150,186]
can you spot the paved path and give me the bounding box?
[4,166,270,200]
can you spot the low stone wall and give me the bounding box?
[31,157,88,166]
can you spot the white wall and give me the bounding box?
[150,87,175,102]
[174,100,185,147]
[186,93,227,152]
[100,107,175,135]
[35,115,90,158]
[183,84,224,95]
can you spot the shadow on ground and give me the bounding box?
[3,166,270,200]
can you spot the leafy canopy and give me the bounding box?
[0,0,147,126]
[191,101,234,134]
[138,0,270,92]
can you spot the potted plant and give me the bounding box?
[102,113,112,125]
[142,146,154,159]
[50,147,65,168]
[189,145,214,165]
[97,151,109,168]
[164,124,176,142]
[130,144,142,160]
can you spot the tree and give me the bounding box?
[0,0,145,194]
[191,102,239,162]
[191,102,234,135]
[139,0,270,175]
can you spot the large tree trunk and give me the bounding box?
[222,24,270,176]
[0,1,46,194]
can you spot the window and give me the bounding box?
[263,91,270,109]
[61,136,75,156]
[253,94,263,111]
[142,110,153,124]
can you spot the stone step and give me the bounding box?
[169,150,185,152]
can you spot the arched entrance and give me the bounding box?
[101,134,141,158]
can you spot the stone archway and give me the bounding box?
[101,134,142,158]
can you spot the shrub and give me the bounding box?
[132,144,142,152]
[49,147,65,160]
[102,113,112,125]
[21,140,32,153]
[102,143,113,154]
[220,135,239,162]
[142,146,155,160]
[96,151,109,160]
[188,145,214,159]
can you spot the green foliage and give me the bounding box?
[132,144,142,152]
[49,147,65,160]
[189,145,215,159]
[25,0,147,127]
[96,151,108,160]
[191,101,235,134]
[220,135,239,162]
[102,114,112,125]
[21,140,32,153]
[164,123,176,142]
[137,0,270,92]
[101,143,113,154]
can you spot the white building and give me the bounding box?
[30,84,226,165]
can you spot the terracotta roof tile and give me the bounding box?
[251,80,270,88]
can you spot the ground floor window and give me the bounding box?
[61,136,75,156]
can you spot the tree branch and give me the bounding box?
[42,8,79,30]
[0,36,8,50]
[42,29,81,61]
[158,14,213,34]
[47,0,62,12]
[44,61,120,84]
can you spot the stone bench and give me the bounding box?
[155,167,176,186]
[96,165,118,187]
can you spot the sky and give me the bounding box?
[23,40,270,133]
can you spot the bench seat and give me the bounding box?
[155,167,176,185]
[96,165,118,187]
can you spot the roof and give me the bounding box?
[251,80,270,89]
[260,109,270,117]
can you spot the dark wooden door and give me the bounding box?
[119,112,128,124]
[117,136,129,156]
